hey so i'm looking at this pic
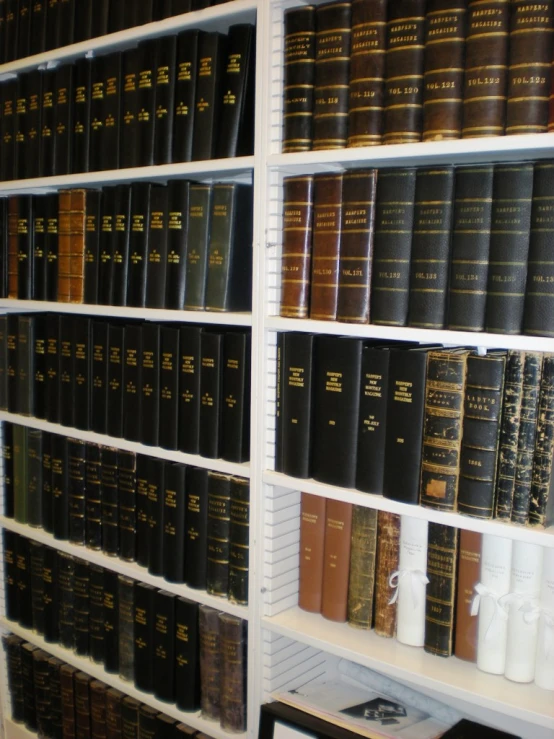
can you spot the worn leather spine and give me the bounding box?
[57,190,72,302]
[457,352,506,518]
[420,349,469,511]
[199,605,222,721]
[424,523,459,657]
[282,5,316,152]
[299,492,327,614]
[336,169,377,323]
[383,0,426,143]
[206,471,231,597]
[229,476,250,605]
[280,175,314,319]
[347,506,378,629]
[347,0,387,146]
[313,1,352,149]
[219,614,247,733]
[455,529,481,661]
[529,354,554,526]
[506,0,554,134]
[321,499,353,622]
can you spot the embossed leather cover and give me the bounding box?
[282,5,316,153]
[280,175,314,319]
[347,506,378,629]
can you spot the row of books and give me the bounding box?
[3,637,220,739]
[283,0,554,152]
[4,533,248,728]
[298,495,554,690]
[0,315,251,462]
[2,0,230,64]
[2,181,253,311]
[280,161,554,337]
[275,334,554,528]
[1,24,255,180]
[3,425,250,602]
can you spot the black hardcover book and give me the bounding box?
[32,197,47,300]
[3,0,18,63]
[118,575,135,682]
[383,348,429,504]
[108,0,125,32]
[207,471,231,596]
[185,466,208,589]
[15,536,33,629]
[120,47,140,169]
[221,331,251,463]
[25,71,42,179]
[147,457,165,576]
[154,590,176,702]
[4,634,24,722]
[127,182,152,308]
[68,439,87,545]
[41,432,52,532]
[84,190,102,304]
[91,320,109,434]
[13,425,28,523]
[123,323,143,441]
[14,75,28,181]
[73,317,91,430]
[3,530,19,620]
[29,541,45,633]
[174,599,200,712]
[281,332,315,479]
[1,81,16,181]
[17,314,35,415]
[6,314,17,414]
[27,428,43,527]
[89,563,105,663]
[153,35,177,165]
[141,321,161,446]
[163,461,187,583]
[72,58,92,174]
[33,649,52,737]
[51,435,68,539]
[89,56,105,173]
[91,0,109,37]
[107,324,125,438]
[57,0,74,47]
[58,315,75,427]
[137,39,158,167]
[57,551,75,648]
[47,656,63,739]
[30,0,47,55]
[33,315,47,418]
[424,524,459,657]
[145,184,169,308]
[229,476,249,605]
[191,31,227,160]
[43,546,59,642]
[85,443,102,550]
[39,70,56,177]
[154,0,173,19]
[101,446,119,556]
[172,0,192,11]
[101,52,122,172]
[98,185,116,305]
[73,0,92,41]
[74,560,90,656]
[204,183,253,312]
[159,326,180,450]
[355,345,390,494]
[134,582,156,693]
[53,64,73,176]
[103,569,120,674]
[45,194,59,299]
[0,318,7,410]
[45,314,60,422]
[216,24,255,158]
[184,183,212,309]
[157,715,178,739]
[136,454,150,567]
[199,331,224,458]
[166,179,190,309]
[17,196,33,301]
[172,29,200,163]
[17,0,31,58]
[118,449,137,562]
[3,423,14,517]
[45,0,58,51]
[121,697,140,739]
[132,0,153,26]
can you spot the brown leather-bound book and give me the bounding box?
[282,5,316,153]
[347,506,378,629]
[8,196,18,299]
[347,0,388,147]
[462,0,510,138]
[280,176,314,319]
[383,0,427,144]
[336,169,377,324]
[454,529,481,662]
[422,0,467,141]
[299,492,327,613]
[74,672,92,739]
[373,510,400,637]
[60,664,78,739]
[506,0,554,135]
[69,190,87,304]
[57,189,72,303]
[313,1,352,150]
[90,681,108,739]
[321,499,353,622]
[106,688,123,739]
[309,174,343,321]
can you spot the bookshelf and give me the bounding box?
[0,1,554,739]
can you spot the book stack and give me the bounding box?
[282,0,554,152]
[3,433,250,602]
[297,498,554,689]
[275,334,554,528]
[0,181,253,311]
[0,22,255,179]
[279,161,554,337]
[0,315,251,462]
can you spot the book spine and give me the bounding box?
[457,353,506,519]
[89,564,105,664]
[274,331,284,473]
[7,197,18,298]
[32,198,47,300]
[321,499,353,623]
[1,82,16,182]
[454,529,481,662]
[281,332,315,479]
[123,324,142,443]
[26,430,43,529]
[74,672,91,739]
[33,316,47,419]
[48,657,64,739]
[110,186,131,308]
[43,545,59,643]
[140,322,161,447]
[57,0,74,47]
[17,314,35,417]
[529,355,554,526]
[172,29,199,163]
[51,435,68,539]
[229,476,250,605]
[535,546,554,689]
[21,645,37,732]
[127,183,151,308]
[185,466,208,590]
[153,590,176,702]
[29,541,45,634]
[58,315,75,426]
[183,183,212,310]
[30,0,46,54]
[26,71,42,179]
[74,561,90,656]
[106,688,123,739]
[118,450,137,562]
[106,324,124,439]
[134,582,156,694]
[57,191,72,302]
[476,535,512,674]
[3,423,14,518]
[347,506,377,629]
[118,576,135,683]
[145,184,169,309]
[206,471,231,597]
[3,529,19,621]
[138,706,158,739]
[4,635,24,722]
[45,194,59,300]
[101,447,119,556]
[396,516,428,647]
[137,40,157,167]
[153,35,177,165]
[121,698,140,739]
[17,196,33,301]
[136,455,150,568]
[165,180,190,309]
[309,174,343,320]
[73,317,92,431]
[191,32,226,160]
[282,6,315,153]
[147,457,165,576]
[13,425,28,524]
[221,332,250,463]
[32,650,50,738]
[73,0,92,42]
[90,681,108,739]
[16,536,33,629]
[355,346,389,494]
[120,48,140,170]
[53,65,73,176]
[424,523,459,657]
[175,597,200,711]
[73,59,92,174]
[89,58,105,173]
[280,175,314,319]
[85,443,102,550]
[103,569,120,674]
[98,187,115,305]
[14,76,28,181]
[101,53,122,172]
[60,665,77,739]
[40,70,56,177]
[162,461,186,583]
[199,605,222,721]
[68,439,87,546]
[57,552,76,649]
[199,331,223,458]
[219,614,246,733]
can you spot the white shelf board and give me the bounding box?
[262,607,554,733]
[0,300,252,326]
[263,471,554,547]
[268,133,554,173]
[3,718,36,739]
[0,412,250,478]
[0,516,248,619]
[0,618,245,739]
[266,316,554,352]
[0,0,258,77]
[0,158,254,195]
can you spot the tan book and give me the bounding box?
[299,492,327,614]
[321,499,353,622]
[57,189,72,303]
[455,529,482,662]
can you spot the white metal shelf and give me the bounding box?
[263,471,554,548]
[0,412,250,479]
[0,300,252,326]
[0,0,258,78]
[266,316,554,353]
[0,516,248,620]
[262,607,554,736]
[0,618,245,739]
